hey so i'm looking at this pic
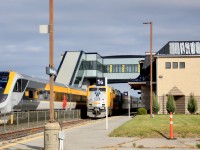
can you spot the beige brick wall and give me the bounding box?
[156,56,200,114]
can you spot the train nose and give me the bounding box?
[0,94,8,104]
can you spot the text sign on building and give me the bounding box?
[46,67,57,76]
[169,41,200,55]
[96,77,105,86]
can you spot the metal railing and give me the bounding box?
[0,109,81,134]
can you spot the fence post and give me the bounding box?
[17,112,19,130]
[73,110,74,119]
[28,111,30,128]
[37,111,38,126]
[3,114,6,132]
[58,110,60,122]
[45,111,46,123]
[64,110,65,121]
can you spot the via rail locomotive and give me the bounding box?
[0,71,87,116]
[87,85,122,118]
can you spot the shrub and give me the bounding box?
[187,93,198,114]
[166,94,176,114]
[152,95,160,114]
[137,108,147,115]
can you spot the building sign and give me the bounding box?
[169,41,200,55]
[96,77,105,86]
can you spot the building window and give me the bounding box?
[109,65,113,73]
[179,62,185,69]
[122,65,125,72]
[165,62,171,69]
[173,62,178,69]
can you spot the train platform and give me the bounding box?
[0,115,199,150]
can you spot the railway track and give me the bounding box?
[0,119,91,142]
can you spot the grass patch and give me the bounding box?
[109,115,200,138]
[196,143,200,149]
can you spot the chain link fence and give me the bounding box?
[0,109,81,134]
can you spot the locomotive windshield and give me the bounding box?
[0,72,9,90]
[0,77,8,89]
[89,88,106,92]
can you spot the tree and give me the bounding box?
[187,93,198,114]
[166,94,176,113]
[152,95,160,114]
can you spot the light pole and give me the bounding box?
[143,21,153,118]
[49,0,54,123]
[44,0,60,149]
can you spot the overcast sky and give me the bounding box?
[1,0,200,94]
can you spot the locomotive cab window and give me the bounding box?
[99,88,106,91]
[89,88,97,91]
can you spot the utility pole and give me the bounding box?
[49,0,54,123]
[143,21,153,118]
[44,0,60,149]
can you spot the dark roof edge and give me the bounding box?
[103,55,145,59]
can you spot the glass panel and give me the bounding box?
[179,62,185,68]
[119,65,122,73]
[0,77,8,89]
[109,65,113,73]
[134,64,138,73]
[99,88,106,91]
[122,65,125,73]
[173,62,178,69]
[89,88,97,91]
[13,79,22,92]
[165,62,171,69]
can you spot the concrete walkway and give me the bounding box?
[0,116,199,150]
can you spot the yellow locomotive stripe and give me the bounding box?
[70,88,87,96]
[45,84,68,93]
[45,84,87,96]
[4,71,16,94]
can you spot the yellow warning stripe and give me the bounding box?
[4,72,16,94]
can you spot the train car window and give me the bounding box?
[13,79,22,92]
[39,91,44,94]
[29,91,34,98]
[22,79,28,92]
[99,88,106,91]
[34,91,38,99]
[89,88,97,91]
[25,91,29,96]
[13,79,28,92]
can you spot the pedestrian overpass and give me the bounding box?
[55,51,144,89]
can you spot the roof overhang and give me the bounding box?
[128,81,156,90]
[128,82,146,90]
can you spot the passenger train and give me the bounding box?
[87,85,123,118]
[87,85,144,118]
[0,71,144,119]
[0,71,87,117]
